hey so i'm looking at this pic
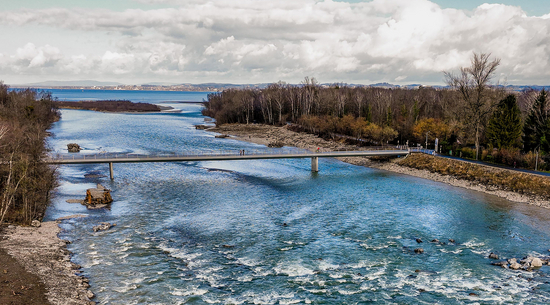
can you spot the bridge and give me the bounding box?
[47,148,412,180]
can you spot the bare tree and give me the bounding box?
[444,52,501,160]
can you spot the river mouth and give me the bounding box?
[46,102,550,304]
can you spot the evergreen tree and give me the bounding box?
[486,94,522,148]
[523,89,550,153]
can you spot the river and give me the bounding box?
[44,90,550,304]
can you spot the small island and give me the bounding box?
[55,100,162,112]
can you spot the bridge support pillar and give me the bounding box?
[109,162,114,180]
[311,157,319,172]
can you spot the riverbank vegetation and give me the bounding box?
[55,100,161,112]
[0,82,59,225]
[398,154,550,200]
[203,52,550,171]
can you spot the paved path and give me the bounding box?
[438,154,550,178]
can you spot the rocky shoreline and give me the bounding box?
[0,216,95,305]
[209,123,550,208]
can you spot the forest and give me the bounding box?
[0,82,59,225]
[203,53,550,171]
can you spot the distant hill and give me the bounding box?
[13,80,124,87]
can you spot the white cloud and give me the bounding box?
[6,43,63,70]
[1,0,550,84]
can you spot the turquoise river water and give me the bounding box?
[44,90,550,304]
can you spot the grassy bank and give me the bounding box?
[397,154,550,200]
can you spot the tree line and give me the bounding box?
[203,53,549,171]
[0,82,59,225]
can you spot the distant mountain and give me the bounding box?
[14,80,124,87]
[500,85,550,92]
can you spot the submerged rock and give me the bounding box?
[415,238,423,243]
[414,248,424,254]
[491,260,508,267]
[489,253,499,259]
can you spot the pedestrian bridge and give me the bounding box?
[46,148,411,179]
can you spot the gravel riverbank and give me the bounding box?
[209,123,550,208]
[0,216,95,305]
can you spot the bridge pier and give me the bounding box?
[311,157,319,172]
[109,162,114,180]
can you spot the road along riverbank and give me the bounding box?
[0,217,95,305]
[209,123,550,208]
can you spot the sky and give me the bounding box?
[1,0,550,86]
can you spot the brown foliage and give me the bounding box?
[412,118,450,143]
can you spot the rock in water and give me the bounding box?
[414,248,424,254]
[67,143,81,153]
[92,222,116,232]
[84,184,113,207]
[416,238,423,243]
[531,257,543,268]
[509,262,521,270]
[489,253,499,259]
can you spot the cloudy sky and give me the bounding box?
[1,0,549,85]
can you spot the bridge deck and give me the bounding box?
[46,149,409,164]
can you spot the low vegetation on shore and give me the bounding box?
[55,100,160,112]
[0,82,59,225]
[398,154,550,200]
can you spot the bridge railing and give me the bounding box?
[49,148,305,160]
[48,146,410,161]
[408,147,436,155]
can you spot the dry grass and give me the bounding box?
[397,154,550,199]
